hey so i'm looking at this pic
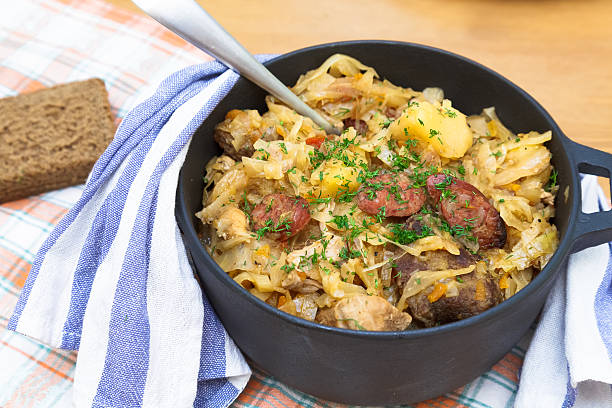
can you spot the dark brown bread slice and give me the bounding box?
[0,78,115,203]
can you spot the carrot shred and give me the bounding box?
[306,135,326,149]
[275,125,286,137]
[297,271,307,280]
[225,109,242,120]
[427,283,447,303]
[474,280,487,301]
[499,272,510,289]
[277,295,287,307]
[254,244,270,258]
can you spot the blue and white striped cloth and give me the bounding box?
[7,59,270,407]
[516,175,612,407]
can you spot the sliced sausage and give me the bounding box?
[357,172,426,217]
[426,174,506,249]
[250,194,311,241]
[406,272,502,327]
[343,118,368,136]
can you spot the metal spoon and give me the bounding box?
[132,0,338,135]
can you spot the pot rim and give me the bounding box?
[178,39,579,339]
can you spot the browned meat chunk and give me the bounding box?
[250,194,311,240]
[343,118,368,136]
[426,174,506,249]
[315,294,412,331]
[357,173,426,217]
[385,107,401,119]
[214,128,255,160]
[393,248,476,289]
[392,249,501,327]
[406,272,502,327]
[281,270,323,294]
[213,110,279,160]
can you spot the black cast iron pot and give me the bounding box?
[176,41,612,405]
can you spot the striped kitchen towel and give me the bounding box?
[3,1,611,408]
[515,175,612,407]
[1,1,528,407]
[8,59,260,407]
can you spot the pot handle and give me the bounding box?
[567,140,612,253]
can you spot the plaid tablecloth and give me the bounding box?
[0,1,528,407]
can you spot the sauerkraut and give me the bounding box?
[197,54,559,331]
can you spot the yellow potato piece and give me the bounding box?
[310,159,361,199]
[390,100,473,158]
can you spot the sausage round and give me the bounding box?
[426,174,506,249]
[357,172,426,217]
[250,194,311,240]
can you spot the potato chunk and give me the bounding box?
[310,158,361,199]
[390,100,472,159]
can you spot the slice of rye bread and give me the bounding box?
[0,78,115,203]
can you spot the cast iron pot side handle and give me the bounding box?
[567,141,612,253]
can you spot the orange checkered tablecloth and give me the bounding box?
[0,1,528,406]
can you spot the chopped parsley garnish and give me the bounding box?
[387,223,433,245]
[380,119,393,129]
[255,148,270,161]
[254,217,292,240]
[375,206,387,223]
[280,264,295,273]
[241,191,252,222]
[339,247,362,260]
[544,168,558,192]
[337,318,365,330]
[331,214,350,230]
[334,108,351,117]
[405,138,418,149]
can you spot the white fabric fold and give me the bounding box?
[516,175,612,407]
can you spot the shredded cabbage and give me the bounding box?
[199,55,559,330]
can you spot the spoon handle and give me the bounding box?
[132,0,337,134]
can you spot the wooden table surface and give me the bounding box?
[108,0,612,196]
